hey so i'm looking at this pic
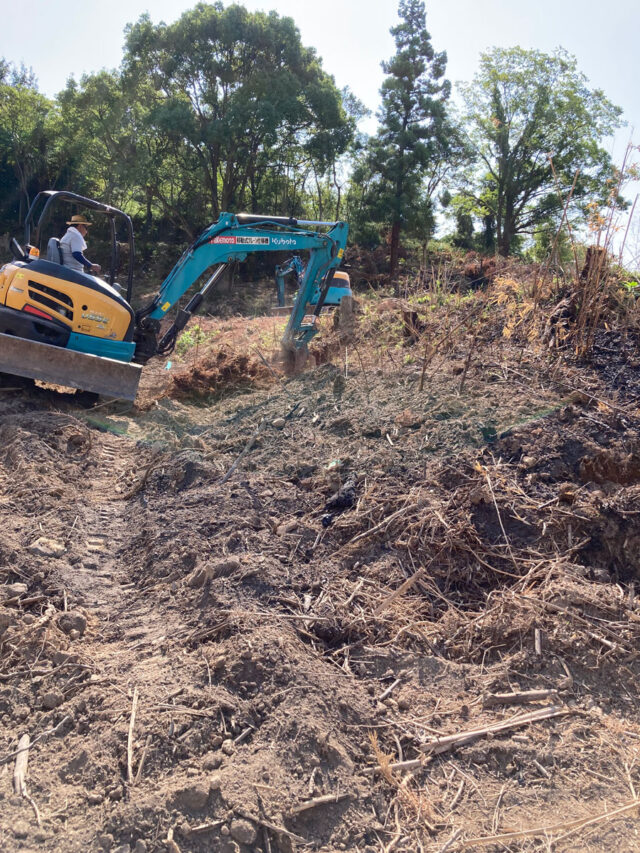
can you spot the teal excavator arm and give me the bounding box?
[134,212,348,362]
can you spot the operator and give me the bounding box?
[59,214,101,275]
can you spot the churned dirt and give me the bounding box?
[2,286,640,853]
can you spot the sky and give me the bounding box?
[1,0,639,253]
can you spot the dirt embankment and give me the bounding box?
[2,293,640,852]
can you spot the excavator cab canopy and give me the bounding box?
[23,191,135,302]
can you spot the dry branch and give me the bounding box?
[13,734,29,795]
[461,797,640,848]
[220,417,266,484]
[482,689,558,709]
[127,686,139,785]
[288,791,352,815]
[422,705,573,756]
[0,716,72,766]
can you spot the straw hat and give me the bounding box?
[66,214,93,226]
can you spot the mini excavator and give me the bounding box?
[0,191,351,400]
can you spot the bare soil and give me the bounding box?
[2,293,640,852]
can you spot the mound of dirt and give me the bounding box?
[168,349,270,400]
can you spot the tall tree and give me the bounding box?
[368,0,450,284]
[0,62,54,224]
[458,47,624,256]
[122,3,353,228]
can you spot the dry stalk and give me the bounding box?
[461,796,640,848]
[369,733,436,833]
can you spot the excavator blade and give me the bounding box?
[0,333,142,401]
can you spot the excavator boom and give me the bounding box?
[0,208,349,400]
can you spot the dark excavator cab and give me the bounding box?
[23,191,135,302]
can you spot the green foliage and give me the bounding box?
[0,62,55,224]
[122,3,353,226]
[458,47,624,256]
[348,1,453,280]
[175,323,219,355]
[0,6,633,293]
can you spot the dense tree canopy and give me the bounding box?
[457,47,624,256]
[0,62,55,224]
[0,3,631,277]
[121,3,353,227]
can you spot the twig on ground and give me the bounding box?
[184,821,224,836]
[448,779,465,812]
[482,689,558,708]
[288,791,352,815]
[165,826,181,853]
[461,796,640,848]
[436,828,463,853]
[421,704,573,757]
[0,716,72,766]
[127,686,139,785]
[236,809,307,845]
[340,505,410,550]
[484,466,519,572]
[220,418,265,484]
[379,679,401,702]
[13,734,29,796]
[374,569,425,615]
[13,734,41,826]
[134,734,151,783]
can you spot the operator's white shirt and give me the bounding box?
[59,226,87,271]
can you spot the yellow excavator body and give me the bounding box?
[0,261,132,342]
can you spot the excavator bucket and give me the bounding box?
[0,333,142,401]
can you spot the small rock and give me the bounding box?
[67,749,89,773]
[0,607,16,636]
[87,791,103,805]
[203,753,222,770]
[558,483,576,504]
[221,739,235,756]
[41,690,64,710]
[220,825,230,837]
[57,610,87,637]
[469,487,485,506]
[108,785,123,801]
[134,842,148,853]
[209,773,223,790]
[521,455,536,469]
[174,782,209,810]
[2,582,28,598]
[28,537,66,558]
[272,417,286,429]
[230,819,257,846]
[185,566,207,588]
[22,613,36,625]
[568,390,590,405]
[97,834,114,850]
[69,629,81,641]
[13,820,29,839]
